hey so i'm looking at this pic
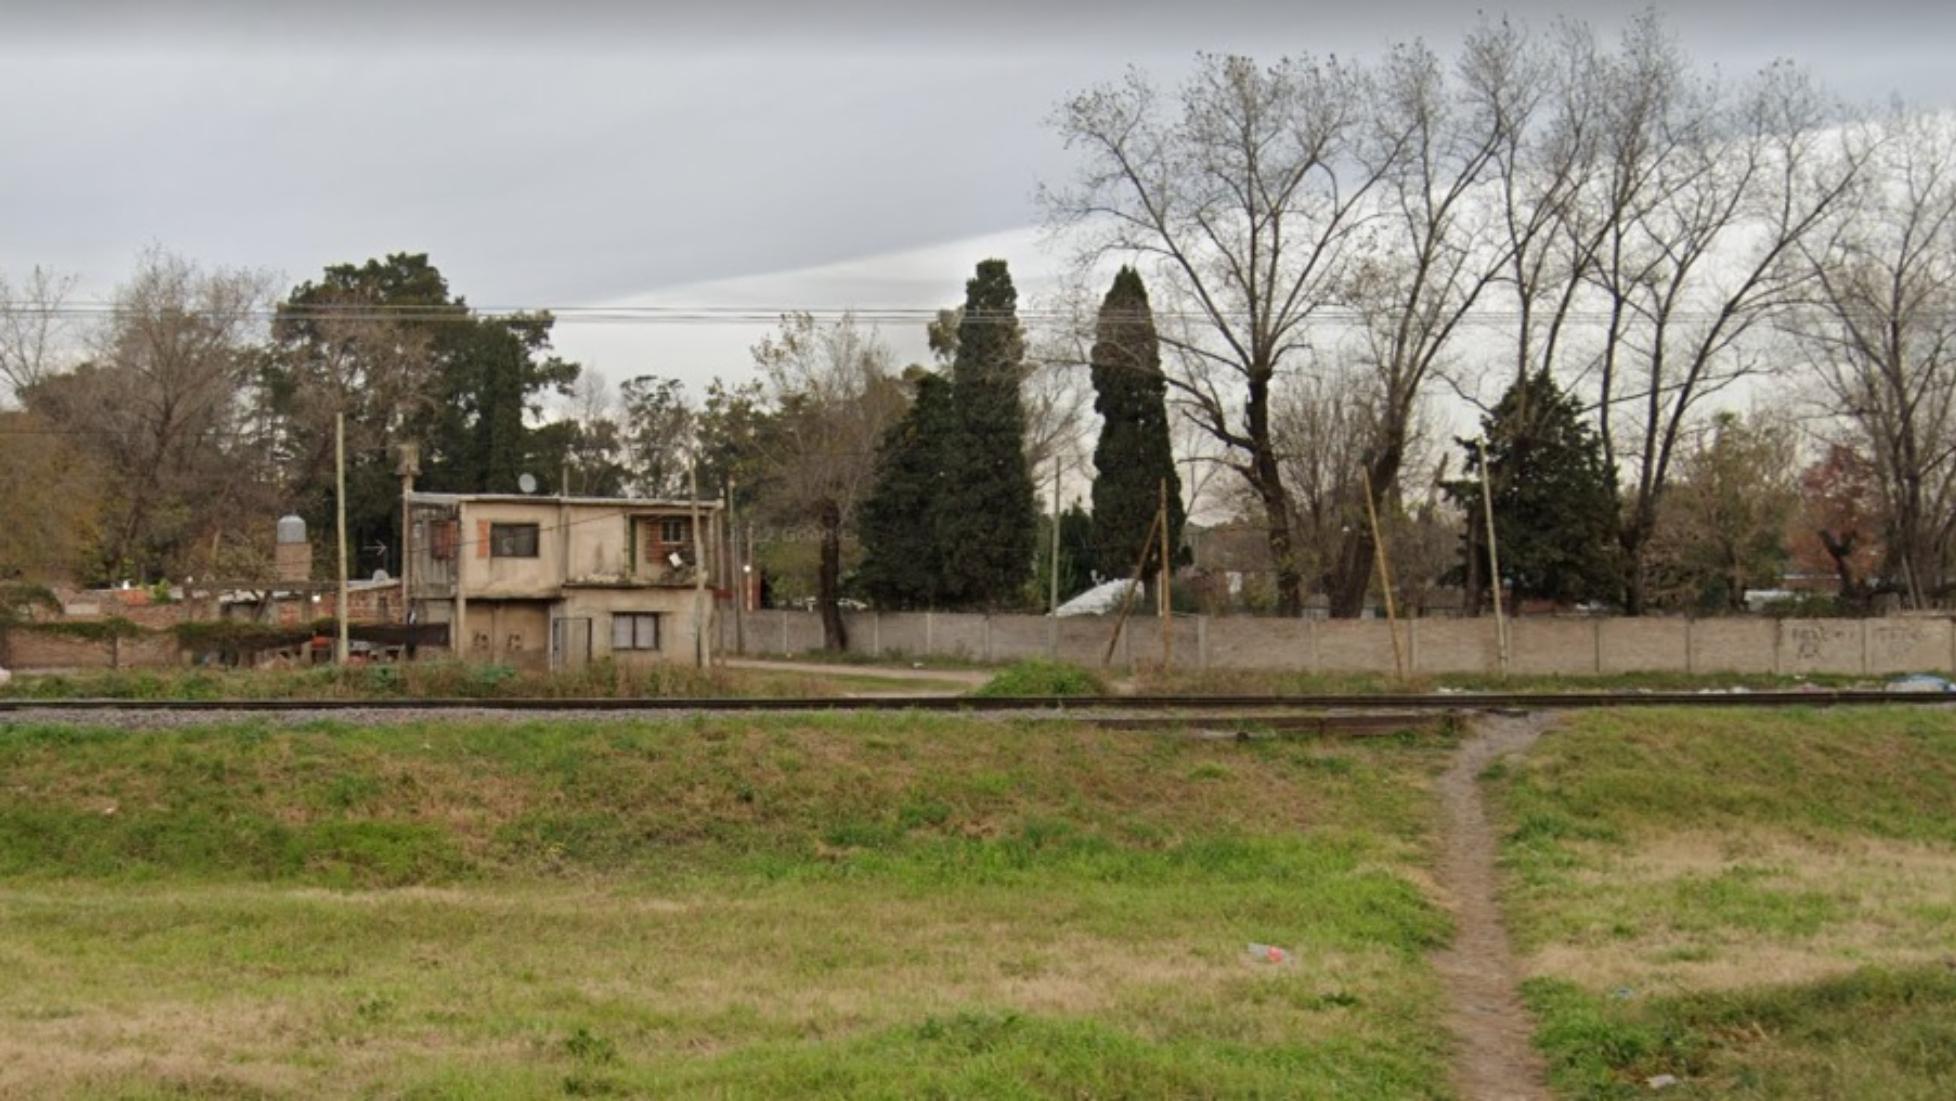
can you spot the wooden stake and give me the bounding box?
[1476,436,1509,676]
[1049,454,1063,660]
[334,411,350,666]
[1159,478,1172,670]
[1103,505,1163,669]
[1361,467,1404,680]
[689,461,708,669]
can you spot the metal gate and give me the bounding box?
[551,617,592,671]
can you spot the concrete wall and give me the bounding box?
[714,611,1956,679]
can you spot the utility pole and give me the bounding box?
[689,461,708,669]
[1159,478,1172,670]
[334,411,350,666]
[397,442,419,645]
[729,479,744,657]
[1476,437,1509,676]
[1049,454,1062,659]
[1361,468,1404,680]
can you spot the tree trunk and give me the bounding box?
[1620,526,1651,617]
[1462,514,1486,618]
[1328,448,1405,619]
[1245,372,1303,616]
[1819,529,1859,602]
[817,499,848,652]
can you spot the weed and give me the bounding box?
[972,659,1107,698]
[562,1027,619,1065]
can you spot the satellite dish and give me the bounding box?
[517,473,538,494]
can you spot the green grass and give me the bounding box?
[0,714,1455,1097]
[0,659,830,702]
[1489,707,1956,1098]
[734,668,976,696]
[973,659,1108,698]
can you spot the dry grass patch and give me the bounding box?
[1490,706,1956,1098]
[0,715,1456,1098]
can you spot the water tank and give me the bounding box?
[275,515,313,583]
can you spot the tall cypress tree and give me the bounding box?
[935,259,1038,608]
[1088,267,1184,588]
[858,369,956,609]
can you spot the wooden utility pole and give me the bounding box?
[397,442,419,648]
[689,462,708,668]
[334,412,350,666]
[1049,455,1062,659]
[1361,468,1404,680]
[1102,506,1163,669]
[1476,437,1509,676]
[729,479,744,656]
[1159,478,1172,670]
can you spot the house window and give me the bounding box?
[490,522,540,558]
[430,520,459,560]
[612,612,661,651]
[660,517,690,545]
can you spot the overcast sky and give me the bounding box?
[6,0,1956,390]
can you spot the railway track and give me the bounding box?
[1,688,1952,714]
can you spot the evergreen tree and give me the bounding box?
[857,370,956,608]
[270,254,578,577]
[1087,267,1184,589]
[1445,371,1619,608]
[934,259,1038,607]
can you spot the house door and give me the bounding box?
[551,617,592,671]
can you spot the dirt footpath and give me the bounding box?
[1433,713,1554,1101]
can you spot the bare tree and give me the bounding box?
[1325,24,1535,616]
[27,248,275,581]
[1484,21,1608,396]
[0,409,103,579]
[750,313,908,649]
[1274,366,1376,597]
[0,266,77,404]
[1793,107,1956,605]
[1046,53,1395,615]
[1579,20,1864,612]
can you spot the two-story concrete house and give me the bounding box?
[404,492,723,669]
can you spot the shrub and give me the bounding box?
[973,660,1106,698]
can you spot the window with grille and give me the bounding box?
[660,517,690,545]
[490,522,540,558]
[611,612,661,651]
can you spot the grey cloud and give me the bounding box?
[1,0,1951,325]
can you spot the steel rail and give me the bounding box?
[2,689,1953,714]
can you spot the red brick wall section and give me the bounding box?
[3,629,180,671]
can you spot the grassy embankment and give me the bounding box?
[0,659,989,701]
[1487,707,1956,1099]
[0,713,1455,1098]
[3,657,1918,703]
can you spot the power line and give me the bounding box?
[0,299,1889,327]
